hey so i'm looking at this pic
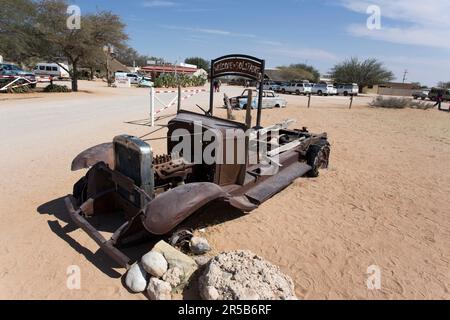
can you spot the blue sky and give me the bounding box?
[70,0,450,86]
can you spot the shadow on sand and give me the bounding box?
[37,196,247,281]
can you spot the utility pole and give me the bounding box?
[402,70,408,83]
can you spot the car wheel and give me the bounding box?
[281,89,285,94]
[296,90,300,95]
[275,104,280,108]
[421,97,426,100]
[306,141,330,178]
[317,90,323,96]
[344,91,348,96]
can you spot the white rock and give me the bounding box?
[147,278,172,300]
[162,267,183,288]
[190,237,211,255]
[142,251,168,278]
[199,250,298,300]
[194,255,211,267]
[203,286,220,300]
[125,262,147,293]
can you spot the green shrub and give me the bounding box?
[370,96,435,110]
[43,84,71,93]
[154,73,207,88]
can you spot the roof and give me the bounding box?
[379,82,416,89]
[140,64,197,74]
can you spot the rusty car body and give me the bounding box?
[65,55,331,269]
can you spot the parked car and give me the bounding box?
[428,87,450,101]
[311,83,337,96]
[227,89,287,109]
[126,73,143,85]
[138,77,154,88]
[412,89,430,100]
[280,82,312,95]
[336,83,359,96]
[258,80,282,92]
[0,63,37,87]
[34,63,70,80]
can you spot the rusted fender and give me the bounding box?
[142,183,256,235]
[71,142,114,171]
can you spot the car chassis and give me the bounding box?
[65,55,330,269]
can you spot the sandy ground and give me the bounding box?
[0,80,449,300]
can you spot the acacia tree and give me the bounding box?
[331,57,394,92]
[114,46,162,67]
[185,57,210,72]
[32,0,128,91]
[277,64,320,82]
[437,81,450,88]
[0,0,40,65]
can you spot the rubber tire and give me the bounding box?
[306,141,330,178]
[344,91,348,96]
[317,90,323,96]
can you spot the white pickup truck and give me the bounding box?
[280,83,312,95]
[311,83,337,96]
[336,83,359,96]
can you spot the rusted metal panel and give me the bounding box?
[71,142,114,171]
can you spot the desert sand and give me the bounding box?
[0,81,449,299]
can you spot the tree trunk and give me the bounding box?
[72,61,78,92]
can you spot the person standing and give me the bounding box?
[434,91,443,110]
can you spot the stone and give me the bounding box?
[190,237,211,255]
[199,250,298,300]
[147,278,172,300]
[141,251,168,278]
[162,267,183,288]
[152,241,198,287]
[194,255,211,267]
[124,262,147,293]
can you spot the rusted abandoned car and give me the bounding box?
[65,55,330,268]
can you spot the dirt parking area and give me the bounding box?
[0,81,449,299]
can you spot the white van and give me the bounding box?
[34,63,70,79]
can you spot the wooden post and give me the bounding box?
[224,94,233,120]
[177,85,181,112]
[307,93,311,108]
[349,95,354,109]
[245,89,253,129]
[150,87,155,127]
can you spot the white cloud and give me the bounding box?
[340,0,450,49]
[143,1,177,8]
[160,25,256,38]
[267,47,338,62]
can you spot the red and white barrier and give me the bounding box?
[154,89,207,94]
[149,87,207,127]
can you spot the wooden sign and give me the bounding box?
[212,56,263,80]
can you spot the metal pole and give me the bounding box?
[177,85,182,112]
[349,95,354,109]
[150,87,155,127]
[255,60,266,129]
[307,93,311,108]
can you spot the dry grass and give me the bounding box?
[370,96,435,110]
